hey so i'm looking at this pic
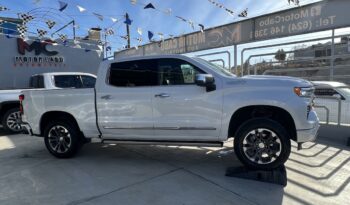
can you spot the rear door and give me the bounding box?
[152,58,223,141]
[96,60,158,139]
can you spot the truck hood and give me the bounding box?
[225,75,313,88]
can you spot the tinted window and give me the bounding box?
[54,75,82,88]
[81,75,96,88]
[29,75,45,88]
[158,58,205,85]
[109,60,158,87]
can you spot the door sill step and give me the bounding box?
[101,139,223,147]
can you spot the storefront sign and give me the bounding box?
[115,0,350,58]
[14,38,65,66]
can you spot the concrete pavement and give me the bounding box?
[0,129,349,205]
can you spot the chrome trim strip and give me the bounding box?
[103,126,216,130]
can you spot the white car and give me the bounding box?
[312,81,350,125]
[20,55,319,170]
[0,72,96,133]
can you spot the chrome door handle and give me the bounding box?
[101,95,112,100]
[155,93,170,98]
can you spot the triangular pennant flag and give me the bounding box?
[137,27,143,35]
[134,45,139,50]
[77,5,86,13]
[121,35,129,40]
[17,24,27,39]
[188,20,195,30]
[144,3,155,9]
[124,13,132,25]
[110,17,118,23]
[58,1,68,12]
[37,29,47,38]
[238,8,248,17]
[199,24,205,33]
[45,20,56,29]
[105,28,114,36]
[0,6,9,11]
[19,13,34,24]
[148,31,154,41]
[58,34,67,41]
[106,46,112,51]
[33,0,41,5]
[130,0,137,5]
[164,8,172,15]
[158,33,164,41]
[93,12,104,21]
[176,16,187,22]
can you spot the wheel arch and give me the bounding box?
[40,111,82,137]
[228,105,297,141]
[0,101,20,122]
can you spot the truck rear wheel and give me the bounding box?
[234,118,291,170]
[2,108,23,133]
[44,120,82,158]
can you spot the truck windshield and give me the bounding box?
[194,58,235,77]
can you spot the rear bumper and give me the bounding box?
[296,110,320,143]
[21,122,33,136]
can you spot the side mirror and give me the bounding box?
[195,74,216,92]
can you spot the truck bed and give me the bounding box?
[21,88,99,138]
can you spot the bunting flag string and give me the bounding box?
[130,1,204,33]
[207,0,234,16]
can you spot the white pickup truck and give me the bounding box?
[0,72,96,133]
[21,55,319,170]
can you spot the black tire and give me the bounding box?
[234,118,291,170]
[44,120,82,158]
[2,108,23,133]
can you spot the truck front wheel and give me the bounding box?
[234,118,291,170]
[2,108,23,133]
[44,120,82,158]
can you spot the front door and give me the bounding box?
[152,58,223,141]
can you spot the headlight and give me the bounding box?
[294,87,314,97]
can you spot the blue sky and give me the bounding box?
[0,0,322,52]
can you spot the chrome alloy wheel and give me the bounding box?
[242,128,281,164]
[6,111,22,132]
[48,125,72,154]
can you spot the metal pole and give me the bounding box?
[72,20,76,40]
[125,13,131,48]
[234,44,237,74]
[330,29,335,81]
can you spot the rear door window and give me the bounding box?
[29,75,45,88]
[54,75,83,88]
[81,75,96,88]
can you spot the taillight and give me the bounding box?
[19,94,24,114]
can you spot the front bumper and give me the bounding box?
[296,110,320,143]
[21,122,33,136]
